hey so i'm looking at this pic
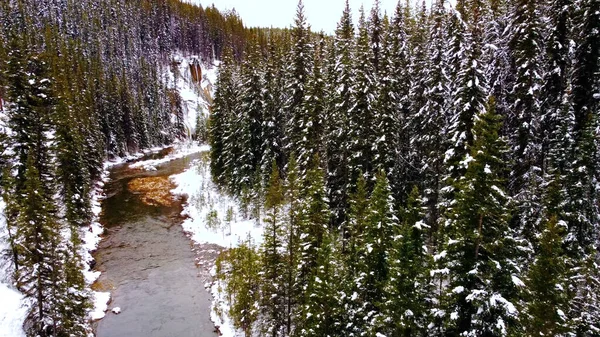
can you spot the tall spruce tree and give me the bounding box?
[355,170,396,334]
[326,0,354,228]
[507,0,545,245]
[381,186,432,336]
[210,46,236,187]
[260,161,286,336]
[295,156,330,323]
[441,99,519,336]
[286,0,313,178]
[348,7,377,187]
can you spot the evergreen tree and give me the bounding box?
[286,0,313,177]
[565,0,600,251]
[507,0,545,244]
[441,99,519,336]
[522,216,572,336]
[355,170,396,334]
[295,156,330,321]
[348,7,377,187]
[299,34,326,170]
[260,39,286,182]
[239,41,265,187]
[15,154,67,337]
[381,186,432,336]
[210,46,236,187]
[297,232,344,337]
[260,161,286,336]
[343,173,369,336]
[385,0,413,204]
[326,0,353,228]
[411,0,448,243]
[226,237,261,337]
[284,154,302,335]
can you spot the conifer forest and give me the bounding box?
[0,0,599,335]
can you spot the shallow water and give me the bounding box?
[93,150,217,337]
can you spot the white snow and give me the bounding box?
[452,286,465,294]
[0,283,27,337]
[90,292,111,321]
[170,155,265,248]
[512,275,526,287]
[0,201,28,337]
[166,54,218,137]
[111,307,121,314]
[129,143,210,171]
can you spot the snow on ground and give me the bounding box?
[170,152,265,337]
[0,283,27,337]
[81,166,112,322]
[89,292,111,321]
[170,156,265,248]
[209,265,237,337]
[129,143,210,171]
[0,202,28,337]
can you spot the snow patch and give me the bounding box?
[90,292,111,321]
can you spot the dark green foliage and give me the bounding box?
[441,99,519,336]
[523,216,572,336]
[218,238,261,337]
[381,186,432,336]
[260,162,286,336]
[296,157,330,315]
[204,0,600,335]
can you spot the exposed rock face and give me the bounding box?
[190,59,202,84]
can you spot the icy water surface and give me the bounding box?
[93,149,217,337]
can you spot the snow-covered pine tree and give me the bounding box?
[210,45,236,187]
[381,186,433,336]
[348,6,377,188]
[220,53,245,193]
[260,161,287,336]
[386,0,414,205]
[298,34,326,171]
[443,0,488,186]
[238,40,265,190]
[295,156,330,325]
[284,154,302,335]
[539,0,574,176]
[16,154,68,337]
[406,1,428,187]
[260,38,286,184]
[368,0,383,75]
[372,11,399,198]
[565,0,600,331]
[355,170,397,334]
[297,232,345,337]
[521,177,573,336]
[565,0,600,251]
[286,0,313,178]
[507,0,545,245]
[326,0,354,229]
[441,98,520,336]
[343,173,369,336]
[411,0,449,246]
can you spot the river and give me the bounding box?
[92,149,218,337]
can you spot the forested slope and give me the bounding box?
[209,0,600,336]
[0,0,254,336]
